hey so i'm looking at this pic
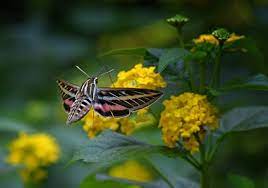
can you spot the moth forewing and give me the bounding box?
[95,88,163,116]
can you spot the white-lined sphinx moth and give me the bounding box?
[57,71,163,124]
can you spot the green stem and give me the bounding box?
[187,153,201,169]
[210,49,222,88]
[177,142,201,171]
[200,143,209,188]
[199,62,206,93]
[177,28,184,48]
[182,155,201,171]
[201,165,209,188]
[208,135,226,162]
[185,61,195,91]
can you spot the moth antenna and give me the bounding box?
[97,69,114,78]
[75,65,90,77]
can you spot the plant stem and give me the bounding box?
[199,62,206,93]
[210,49,222,88]
[185,61,195,91]
[200,143,209,188]
[176,142,201,171]
[208,134,226,162]
[177,28,184,48]
[201,165,209,188]
[188,154,201,169]
[182,155,201,171]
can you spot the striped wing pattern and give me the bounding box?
[67,97,92,124]
[94,88,163,118]
[56,80,79,112]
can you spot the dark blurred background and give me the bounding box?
[0,0,268,188]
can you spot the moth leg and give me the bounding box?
[105,98,115,118]
[92,108,95,127]
[110,109,115,118]
[104,65,115,88]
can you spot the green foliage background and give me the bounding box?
[0,0,268,188]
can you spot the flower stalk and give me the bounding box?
[210,49,222,88]
[200,143,209,188]
[177,28,184,48]
[199,62,206,93]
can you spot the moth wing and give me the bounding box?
[67,97,92,124]
[96,88,163,114]
[93,98,130,118]
[57,79,79,112]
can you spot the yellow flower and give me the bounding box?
[83,109,156,138]
[183,136,200,154]
[109,160,153,182]
[120,112,156,135]
[159,92,218,152]
[113,64,166,89]
[193,34,219,45]
[83,109,120,138]
[225,33,244,43]
[6,133,60,182]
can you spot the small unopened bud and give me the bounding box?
[166,14,189,30]
[212,28,230,44]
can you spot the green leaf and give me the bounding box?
[98,48,147,58]
[158,48,189,72]
[218,106,268,134]
[221,74,268,92]
[184,51,207,62]
[80,175,130,188]
[145,48,164,59]
[228,174,255,188]
[208,106,268,161]
[0,118,34,132]
[0,170,22,188]
[147,154,198,188]
[72,130,164,164]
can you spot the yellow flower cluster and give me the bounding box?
[193,33,244,46]
[193,34,219,45]
[83,63,165,138]
[225,33,244,43]
[83,110,156,138]
[159,92,218,153]
[83,109,119,138]
[113,64,166,89]
[120,112,156,135]
[6,133,60,182]
[109,160,153,182]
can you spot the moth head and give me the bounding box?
[86,77,98,85]
[93,77,98,84]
